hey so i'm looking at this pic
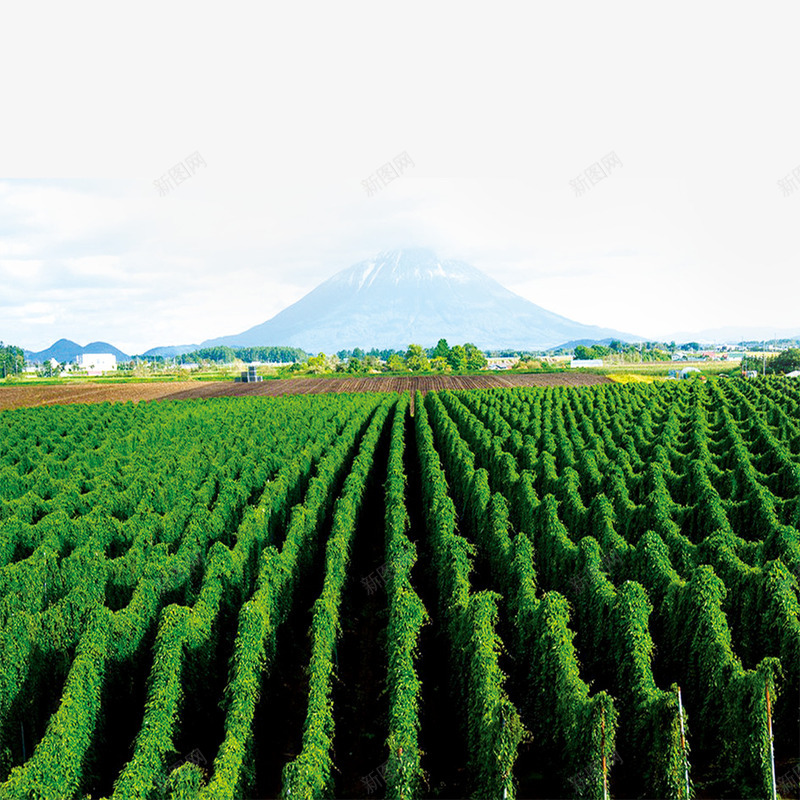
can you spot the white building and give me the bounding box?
[75,353,117,375]
[571,358,603,368]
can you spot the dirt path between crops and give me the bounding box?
[0,372,610,410]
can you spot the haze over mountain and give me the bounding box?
[202,248,642,351]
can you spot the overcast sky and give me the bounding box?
[2,2,799,354]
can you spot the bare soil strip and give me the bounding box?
[0,372,609,410]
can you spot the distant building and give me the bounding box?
[487,357,517,370]
[571,359,603,368]
[785,370,800,378]
[680,366,702,379]
[75,353,117,375]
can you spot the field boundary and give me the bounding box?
[0,373,611,410]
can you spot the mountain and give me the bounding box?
[202,248,642,351]
[25,339,131,364]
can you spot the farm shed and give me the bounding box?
[235,365,263,383]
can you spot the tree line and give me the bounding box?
[742,348,800,375]
[173,346,308,364]
[0,343,24,378]
[298,340,489,374]
[573,341,673,361]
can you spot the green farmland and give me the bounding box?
[0,378,798,799]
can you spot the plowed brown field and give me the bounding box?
[0,372,609,410]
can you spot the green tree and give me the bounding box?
[0,342,24,378]
[431,338,450,359]
[464,343,487,370]
[771,348,800,374]
[37,360,62,378]
[387,354,406,372]
[363,354,381,371]
[306,354,327,374]
[430,356,449,372]
[405,344,430,372]
[448,345,467,372]
[574,345,593,360]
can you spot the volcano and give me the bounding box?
[202,248,640,351]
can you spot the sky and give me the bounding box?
[1,1,799,354]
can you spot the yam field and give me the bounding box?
[0,378,799,799]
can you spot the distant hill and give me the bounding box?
[656,326,800,345]
[139,344,202,358]
[549,337,626,351]
[25,339,131,364]
[200,248,642,351]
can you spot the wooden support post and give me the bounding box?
[602,710,609,800]
[766,680,777,800]
[677,686,690,799]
